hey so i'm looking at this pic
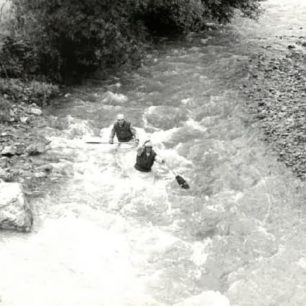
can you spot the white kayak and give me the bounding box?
[84,137,111,144]
[84,137,137,147]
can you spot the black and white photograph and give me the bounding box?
[0,0,306,305]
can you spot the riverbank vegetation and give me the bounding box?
[1,0,262,86]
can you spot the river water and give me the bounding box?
[1,1,306,305]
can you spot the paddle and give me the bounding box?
[85,138,138,146]
[164,163,190,189]
[85,141,113,144]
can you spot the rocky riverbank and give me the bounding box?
[0,97,55,231]
[0,99,56,197]
[243,41,306,180]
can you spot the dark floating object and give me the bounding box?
[164,163,190,190]
[175,175,190,189]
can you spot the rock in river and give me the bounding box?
[1,146,17,156]
[0,181,33,232]
[26,142,47,155]
[29,107,42,116]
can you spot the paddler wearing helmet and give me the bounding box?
[109,114,139,144]
[134,140,165,172]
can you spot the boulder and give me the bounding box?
[26,142,47,155]
[34,171,48,178]
[29,107,42,116]
[0,181,33,232]
[20,116,29,124]
[1,145,17,156]
[0,169,15,182]
[0,168,6,179]
[15,143,26,155]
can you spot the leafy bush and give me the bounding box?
[134,0,205,35]
[0,0,262,83]
[132,0,262,34]
[0,78,59,106]
[0,36,40,78]
[200,0,262,23]
[7,0,148,82]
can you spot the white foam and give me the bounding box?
[181,97,193,105]
[0,217,159,306]
[150,127,181,144]
[65,115,93,138]
[102,91,128,104]
[186,118,207,132]
[297,258,306,270]
[190,239,212,266]
[175,291,230,306]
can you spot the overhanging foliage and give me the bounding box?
[0,0,262,82]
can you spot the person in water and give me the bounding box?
[135,140,165,172]
[109,114,139,144]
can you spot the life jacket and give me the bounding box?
[135,150,157,172]
[114,121,133,142]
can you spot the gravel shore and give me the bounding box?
[243,42,306,179]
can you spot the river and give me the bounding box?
[1,0,306,305]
